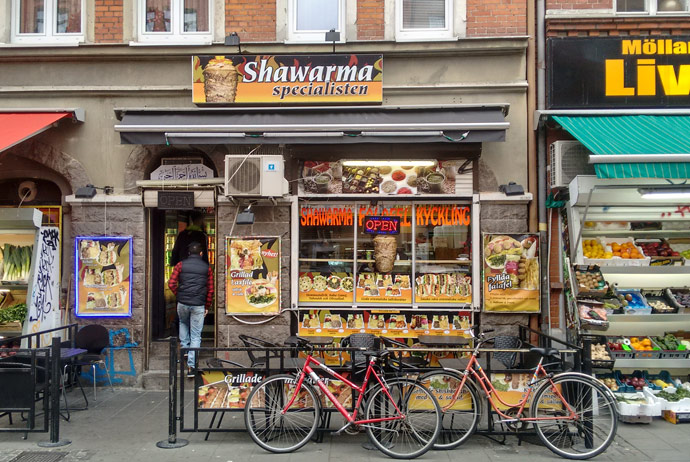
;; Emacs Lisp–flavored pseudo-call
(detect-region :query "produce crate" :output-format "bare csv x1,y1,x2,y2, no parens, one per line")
667,289,690,312
573,265,608,297
627,336,662,359
582,334,615,369
596,372,622,393
616,390,661,420
601,297,624,315
642,289,680,314
645,371,680,390
607,337,635,359
634,370,662,392
616,289,651,314
599,237,651,267
667,238,690,266
635,239,684,266
650,334,689,359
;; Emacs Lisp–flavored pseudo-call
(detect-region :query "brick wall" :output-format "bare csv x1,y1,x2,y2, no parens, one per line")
226,0,277,42
546,0,611,9
357,0,385,40
547,17,690,36
94,0,123,43
467,0,527,37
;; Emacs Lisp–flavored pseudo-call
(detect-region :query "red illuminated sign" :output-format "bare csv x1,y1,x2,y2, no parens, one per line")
363,216,400,235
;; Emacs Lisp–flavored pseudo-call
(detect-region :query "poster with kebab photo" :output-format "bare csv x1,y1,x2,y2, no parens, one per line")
482,233,540,313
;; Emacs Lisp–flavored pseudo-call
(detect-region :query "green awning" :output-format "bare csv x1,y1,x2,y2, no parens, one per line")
552,115,690,179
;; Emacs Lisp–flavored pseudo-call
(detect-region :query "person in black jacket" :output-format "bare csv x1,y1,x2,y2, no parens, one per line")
168,242,214,377
170,211,208,265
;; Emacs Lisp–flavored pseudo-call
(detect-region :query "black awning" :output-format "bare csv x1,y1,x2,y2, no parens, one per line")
114,105,509,145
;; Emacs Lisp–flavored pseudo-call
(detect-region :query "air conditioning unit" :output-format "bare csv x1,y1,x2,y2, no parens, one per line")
549,140,596,189
224,154,289,197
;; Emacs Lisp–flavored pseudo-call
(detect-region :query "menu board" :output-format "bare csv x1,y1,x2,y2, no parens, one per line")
415,273,472,304
482,233,540,313
299,160,470,195
75,236,132,317
298,309,471,339
299,272,354,303
226,237,280,315
355,273,412,304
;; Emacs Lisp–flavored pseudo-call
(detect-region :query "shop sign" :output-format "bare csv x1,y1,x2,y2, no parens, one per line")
193,54,383,105
225,237,280,315
549,37,690,108
415,272,472,304
363,216,400,235
22,227,61,346
150,163,214,181
298,204,470,228
75,236,133,318
157,191,195,210
482,233,540,313
299,272,354,304
355,273,413,304
299,160,472,196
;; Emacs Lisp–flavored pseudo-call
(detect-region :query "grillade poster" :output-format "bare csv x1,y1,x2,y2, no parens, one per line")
482,233,540,313
225,236,280,315
193,54,383,104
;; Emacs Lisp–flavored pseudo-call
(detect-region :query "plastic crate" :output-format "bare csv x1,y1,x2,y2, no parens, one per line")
583,334,615,369
606,337,635,359
616,371,651,392
668,289,690,311
650,334,690,359
599,237,651,267
634,370,661,392
627,336,662,359
635,239,684,266
616,289,651,314
645,371,680,390
642,289,680,314
596,372,622,393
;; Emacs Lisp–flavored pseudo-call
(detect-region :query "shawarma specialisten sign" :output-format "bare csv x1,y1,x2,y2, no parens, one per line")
193,54,383,104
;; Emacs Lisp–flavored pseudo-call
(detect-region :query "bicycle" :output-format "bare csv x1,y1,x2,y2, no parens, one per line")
243,336,442,459
418,330,618,459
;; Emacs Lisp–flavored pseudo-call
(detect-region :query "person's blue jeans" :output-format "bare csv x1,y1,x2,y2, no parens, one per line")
177,303,205,368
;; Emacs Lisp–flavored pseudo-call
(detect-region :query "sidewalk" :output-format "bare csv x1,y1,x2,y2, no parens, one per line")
0,389,686,462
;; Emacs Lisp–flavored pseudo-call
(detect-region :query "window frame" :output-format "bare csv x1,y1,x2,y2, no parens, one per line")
395,0,454,42
136,0,213,45
11,0,85,45
287,0,346,43
615,0,690,15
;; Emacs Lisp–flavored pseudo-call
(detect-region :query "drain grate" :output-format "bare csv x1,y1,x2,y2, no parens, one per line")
10,452,67,462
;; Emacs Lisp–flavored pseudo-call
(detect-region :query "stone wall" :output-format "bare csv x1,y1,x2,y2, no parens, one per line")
215,202,293,349
68,201,146,386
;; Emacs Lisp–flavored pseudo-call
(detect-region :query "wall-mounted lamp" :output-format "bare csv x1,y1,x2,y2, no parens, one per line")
225,32,241,53
325,28,340,53
236,204,255,225
498,182,525,196
75,184,114,199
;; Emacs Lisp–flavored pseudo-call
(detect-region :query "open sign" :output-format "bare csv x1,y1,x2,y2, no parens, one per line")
363,216,400,235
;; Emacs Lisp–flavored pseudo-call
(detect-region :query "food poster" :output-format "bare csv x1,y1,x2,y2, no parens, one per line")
75,236,132,317
415,273,472,304
299,272,354,303
299,160,471,195
355,273,412,303
226,237,280,315
419,373,476,410
198,370,264,410
490,373,563,410
483,233,540,313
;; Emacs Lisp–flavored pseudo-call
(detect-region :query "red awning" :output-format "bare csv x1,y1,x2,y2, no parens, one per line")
0,112,74,153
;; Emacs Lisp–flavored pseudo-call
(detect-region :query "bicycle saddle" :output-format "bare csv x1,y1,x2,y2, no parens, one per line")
530,347,559,357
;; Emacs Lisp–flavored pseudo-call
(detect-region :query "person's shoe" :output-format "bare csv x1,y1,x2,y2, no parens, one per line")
187,367,195,378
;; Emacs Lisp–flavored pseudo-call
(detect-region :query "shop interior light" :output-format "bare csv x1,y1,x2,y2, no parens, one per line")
263,132,344,138
638,187,690,200
342,160,437,167
360,131,443,137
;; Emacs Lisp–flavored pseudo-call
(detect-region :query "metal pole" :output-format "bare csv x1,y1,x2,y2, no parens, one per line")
38,337,71,447
157,336,188,448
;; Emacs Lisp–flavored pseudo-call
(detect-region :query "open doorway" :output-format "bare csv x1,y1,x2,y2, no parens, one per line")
151,207,216,342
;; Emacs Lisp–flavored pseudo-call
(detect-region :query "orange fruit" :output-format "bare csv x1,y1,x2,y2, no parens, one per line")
621,253,630,259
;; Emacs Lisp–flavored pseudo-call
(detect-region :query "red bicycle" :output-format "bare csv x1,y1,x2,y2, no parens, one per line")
419,330,618,459
244,336,442,459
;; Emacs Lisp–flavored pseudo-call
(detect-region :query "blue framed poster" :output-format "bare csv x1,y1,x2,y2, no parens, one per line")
75,236,133,317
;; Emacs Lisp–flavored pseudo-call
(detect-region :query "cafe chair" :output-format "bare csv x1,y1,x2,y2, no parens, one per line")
0,361,48,437
70,324,115,400
341,333,379,379
492,336,523,369
381,337,428,370
239,334,304,370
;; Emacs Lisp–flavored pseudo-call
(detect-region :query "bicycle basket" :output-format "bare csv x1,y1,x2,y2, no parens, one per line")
493,336,522,369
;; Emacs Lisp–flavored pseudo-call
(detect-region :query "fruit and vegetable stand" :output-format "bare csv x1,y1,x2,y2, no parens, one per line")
563,177,690,423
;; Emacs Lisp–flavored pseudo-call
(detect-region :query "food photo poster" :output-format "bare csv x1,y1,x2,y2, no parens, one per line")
75,236,133,317
226,236,281,315
482,233,540,313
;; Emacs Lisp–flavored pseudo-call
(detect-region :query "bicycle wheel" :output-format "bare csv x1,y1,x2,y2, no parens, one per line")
531,373,617,460
364,379,441,459
244,374,321,453
419,370,480,449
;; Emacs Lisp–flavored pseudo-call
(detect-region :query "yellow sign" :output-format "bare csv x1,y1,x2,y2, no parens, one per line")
225,237,280,315
298,272,354,303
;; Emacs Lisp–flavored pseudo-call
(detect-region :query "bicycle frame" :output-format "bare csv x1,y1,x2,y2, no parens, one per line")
447,350,578,423
282,353,405,425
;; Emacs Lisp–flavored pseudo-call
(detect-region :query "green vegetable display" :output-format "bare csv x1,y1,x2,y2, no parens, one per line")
0,303,27,324
0,244,33,282
654,334,681,350
656,388,690,402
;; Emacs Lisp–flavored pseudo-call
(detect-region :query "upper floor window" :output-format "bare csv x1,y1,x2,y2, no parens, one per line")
288,0,345,42
12,0,84,44
616,0,689,14
396,0,453,41
138,0,212,44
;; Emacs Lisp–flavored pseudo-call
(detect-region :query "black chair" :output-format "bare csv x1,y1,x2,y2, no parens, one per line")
69,325,114,399
238,334,279,368
492,336,523,369
381,337,428,370
341,333,379,379
0,361,48,437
